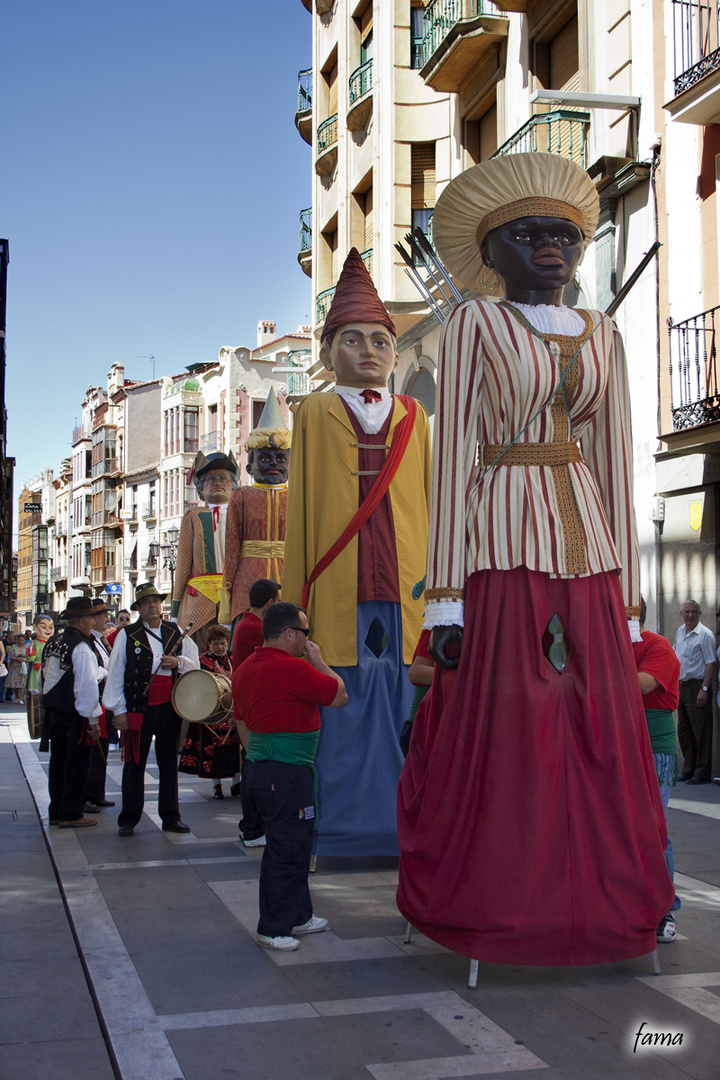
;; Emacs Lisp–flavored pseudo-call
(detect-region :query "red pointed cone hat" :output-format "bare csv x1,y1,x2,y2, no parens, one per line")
320,248,397,340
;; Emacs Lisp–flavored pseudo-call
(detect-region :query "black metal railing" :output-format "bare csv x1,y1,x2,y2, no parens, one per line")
672,0,720,95
300,208,312,251
297,69,312,112
668,305,720,428
349,59,373,104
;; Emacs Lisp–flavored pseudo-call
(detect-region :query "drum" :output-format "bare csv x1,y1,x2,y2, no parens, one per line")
172,669,233,726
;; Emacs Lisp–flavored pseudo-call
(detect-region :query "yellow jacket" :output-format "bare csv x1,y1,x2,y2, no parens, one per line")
282,393,431,666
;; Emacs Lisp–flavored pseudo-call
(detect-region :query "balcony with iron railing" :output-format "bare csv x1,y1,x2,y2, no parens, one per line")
348,59,373,130
298,208,312,277
316,286,336,324
664,305,720,450
667,0,720,123
360,248,374,278
493,110,591,169
420,0,507,92
142,503,157,521
296,69,312,144
72,422,92,444
50,565,68,583
199,431,219,453
316,114,338,176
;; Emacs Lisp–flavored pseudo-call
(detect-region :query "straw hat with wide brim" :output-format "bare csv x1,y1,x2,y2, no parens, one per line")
432,153,600,295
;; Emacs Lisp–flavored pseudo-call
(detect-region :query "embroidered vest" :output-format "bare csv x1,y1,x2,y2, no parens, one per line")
41,628,88,713
124,620,183,713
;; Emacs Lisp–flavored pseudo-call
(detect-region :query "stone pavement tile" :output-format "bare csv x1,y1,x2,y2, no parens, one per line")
131,936,308,1015
168,1009,470,1080
308,883,405,940
190,856,260,884
94,862,215,909
0,928,77,962
0,891,75,933
282,956,449,1003
0,989,106,1046
0,956,92,1002
0,1037,115,1080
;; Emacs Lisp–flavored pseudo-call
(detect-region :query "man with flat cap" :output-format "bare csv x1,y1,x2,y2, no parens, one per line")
104,583,199,836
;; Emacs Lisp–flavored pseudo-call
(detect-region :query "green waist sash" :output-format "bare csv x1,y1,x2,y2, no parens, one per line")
247,731,319,769
644,708,677,756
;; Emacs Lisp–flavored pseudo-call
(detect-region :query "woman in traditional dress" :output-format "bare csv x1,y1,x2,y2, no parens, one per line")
6,634,28,703
178,624,240,798
397,153,674,967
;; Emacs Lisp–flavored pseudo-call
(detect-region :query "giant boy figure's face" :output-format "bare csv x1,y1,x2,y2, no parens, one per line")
321,322,398,389
246,448,290,486
33,618,54,642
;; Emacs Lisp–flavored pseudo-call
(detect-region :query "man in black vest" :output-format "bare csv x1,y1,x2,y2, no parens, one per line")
103,583,200,837
43,597,102,827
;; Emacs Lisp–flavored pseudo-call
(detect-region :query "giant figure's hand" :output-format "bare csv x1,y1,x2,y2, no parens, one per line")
429,625,463,670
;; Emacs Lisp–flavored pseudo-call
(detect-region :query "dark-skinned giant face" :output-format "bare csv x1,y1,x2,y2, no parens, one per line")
246,446,290,486
481,216,584,299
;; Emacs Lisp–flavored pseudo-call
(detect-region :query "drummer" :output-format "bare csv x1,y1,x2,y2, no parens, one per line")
178,625,241,800
103,583,200,837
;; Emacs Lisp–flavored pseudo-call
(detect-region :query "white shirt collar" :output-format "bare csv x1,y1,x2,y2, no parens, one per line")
335,384,391,401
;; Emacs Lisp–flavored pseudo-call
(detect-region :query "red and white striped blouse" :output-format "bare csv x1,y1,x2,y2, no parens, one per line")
425,299,640,625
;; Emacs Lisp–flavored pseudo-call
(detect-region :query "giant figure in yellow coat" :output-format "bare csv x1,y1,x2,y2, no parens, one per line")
282,249,431,856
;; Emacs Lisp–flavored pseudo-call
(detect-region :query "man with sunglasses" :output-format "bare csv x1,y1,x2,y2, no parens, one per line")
233,602,347,951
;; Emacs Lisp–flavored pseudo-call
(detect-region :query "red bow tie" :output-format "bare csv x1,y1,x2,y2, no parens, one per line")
212,506,220,529
361,389,382,405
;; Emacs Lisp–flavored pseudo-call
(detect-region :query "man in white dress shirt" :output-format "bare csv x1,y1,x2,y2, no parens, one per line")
104,583,199,836
43,598,102,828
673,600,716,784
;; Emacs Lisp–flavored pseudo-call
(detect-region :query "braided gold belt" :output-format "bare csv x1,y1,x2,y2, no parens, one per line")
241,541,285,558
481,442,582,467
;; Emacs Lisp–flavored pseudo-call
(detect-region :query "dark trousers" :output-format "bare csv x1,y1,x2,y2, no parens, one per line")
247,761,315,937
678,680,714,781
85,737,109,803
47,708,92,822
118,703,182,829
238,746,263,840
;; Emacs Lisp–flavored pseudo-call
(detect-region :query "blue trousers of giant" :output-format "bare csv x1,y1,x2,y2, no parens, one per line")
314,600,414,856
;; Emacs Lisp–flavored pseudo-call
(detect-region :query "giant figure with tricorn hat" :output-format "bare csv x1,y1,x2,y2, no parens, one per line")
396,152,674,966
219,387,291,624
171,449,240,648
282,248,431,856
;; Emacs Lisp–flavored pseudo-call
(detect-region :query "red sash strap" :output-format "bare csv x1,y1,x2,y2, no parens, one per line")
302,395,417,609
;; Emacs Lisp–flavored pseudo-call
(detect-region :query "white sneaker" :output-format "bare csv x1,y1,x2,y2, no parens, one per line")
243,835,267,848
657,912,678,943
256,933,299,951
292,915,328,935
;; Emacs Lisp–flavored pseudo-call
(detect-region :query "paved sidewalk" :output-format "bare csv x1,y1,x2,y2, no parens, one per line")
2,698,720,1080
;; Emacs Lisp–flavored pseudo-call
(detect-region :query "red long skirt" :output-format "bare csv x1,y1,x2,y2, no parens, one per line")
397,568,675,966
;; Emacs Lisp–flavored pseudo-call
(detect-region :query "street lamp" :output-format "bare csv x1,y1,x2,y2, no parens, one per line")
160,529,179,600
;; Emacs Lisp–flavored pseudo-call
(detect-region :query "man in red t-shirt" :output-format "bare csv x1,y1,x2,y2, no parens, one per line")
634,597,681,943
233,602,347,952
231,579,279,672
230,578,279,845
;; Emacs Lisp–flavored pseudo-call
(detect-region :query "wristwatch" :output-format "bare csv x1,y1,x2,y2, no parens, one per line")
702,685,709,692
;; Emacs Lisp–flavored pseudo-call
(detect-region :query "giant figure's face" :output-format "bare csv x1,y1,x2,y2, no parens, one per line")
33,618,54,642
199,468,234,505
247,448,290,486
321,322,398,389
482,216,584,298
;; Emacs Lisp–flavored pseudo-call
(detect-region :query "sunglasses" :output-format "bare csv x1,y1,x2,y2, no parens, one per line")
290,625,310,636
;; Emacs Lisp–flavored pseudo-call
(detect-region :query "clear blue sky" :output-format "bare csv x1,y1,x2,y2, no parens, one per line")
1,0,312,497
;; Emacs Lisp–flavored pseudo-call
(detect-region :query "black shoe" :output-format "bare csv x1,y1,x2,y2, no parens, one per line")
212,785,224,799
230,782,241,797
678,774,693,781
84,801,102,813
97,799,116,807
162,820,191,833
118,825,135,837
685,777,709,785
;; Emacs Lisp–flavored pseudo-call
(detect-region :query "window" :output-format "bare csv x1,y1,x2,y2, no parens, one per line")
479,103,498,161
184,407,199,453
411,3,425,69
411,144,436,254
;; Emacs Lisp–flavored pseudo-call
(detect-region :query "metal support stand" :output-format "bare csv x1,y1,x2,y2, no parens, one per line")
403,921,479,988
652,949,661,975
309,853,316,874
